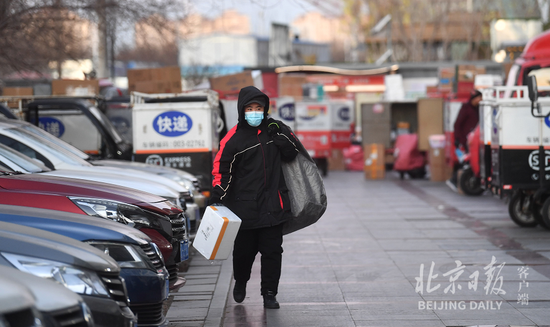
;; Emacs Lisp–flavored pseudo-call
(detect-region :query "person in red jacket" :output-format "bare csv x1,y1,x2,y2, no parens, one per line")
210,86,298,309
448,89,482,188
454,89,482,152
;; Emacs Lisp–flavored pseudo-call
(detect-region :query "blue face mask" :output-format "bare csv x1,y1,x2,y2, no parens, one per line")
245,111,263,127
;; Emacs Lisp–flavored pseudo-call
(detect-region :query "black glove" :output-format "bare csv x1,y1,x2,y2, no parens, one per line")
267,120,281,137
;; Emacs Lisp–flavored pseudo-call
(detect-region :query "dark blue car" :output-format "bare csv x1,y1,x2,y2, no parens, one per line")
0,204,170,327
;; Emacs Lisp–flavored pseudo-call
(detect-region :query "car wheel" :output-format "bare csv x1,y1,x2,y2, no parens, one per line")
508,191,538,227
459,168,484,196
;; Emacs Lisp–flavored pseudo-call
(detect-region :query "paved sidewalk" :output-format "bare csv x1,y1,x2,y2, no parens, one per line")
168,171,550,327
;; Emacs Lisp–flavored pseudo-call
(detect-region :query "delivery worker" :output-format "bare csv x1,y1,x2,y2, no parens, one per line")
210,86,298,309
448,89,482,188
454,89,482,152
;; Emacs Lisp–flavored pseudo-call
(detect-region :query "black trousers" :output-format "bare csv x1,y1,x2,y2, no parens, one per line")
232,223,284,295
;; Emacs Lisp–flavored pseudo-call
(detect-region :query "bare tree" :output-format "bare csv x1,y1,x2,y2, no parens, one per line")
0,0,188,77
305,0,499,62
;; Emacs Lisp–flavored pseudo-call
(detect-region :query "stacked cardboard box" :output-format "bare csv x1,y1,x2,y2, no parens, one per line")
328,149,345,171
457,65,486,82
361,103,391,148
209,71,255,94
52,80,99,96
438,67,455,92
127,66,182,94
279,74,307,99
2,87,33,96
364,143,385,180
428,135,448,182
417,98,444,151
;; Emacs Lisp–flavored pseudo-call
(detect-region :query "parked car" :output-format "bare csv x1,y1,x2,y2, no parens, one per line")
8,113,207,223
6,108,206,210
0,146,186,289
92,159,206,230
0,204,169,327
0,265,94,327
0,118,191,209
0,221,136,327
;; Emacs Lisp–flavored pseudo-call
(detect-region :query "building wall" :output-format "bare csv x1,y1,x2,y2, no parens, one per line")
179,34,258,67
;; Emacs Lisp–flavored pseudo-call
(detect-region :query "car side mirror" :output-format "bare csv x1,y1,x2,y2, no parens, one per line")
527,75,538,103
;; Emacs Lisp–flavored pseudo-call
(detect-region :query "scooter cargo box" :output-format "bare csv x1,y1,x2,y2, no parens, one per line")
193,205,241,260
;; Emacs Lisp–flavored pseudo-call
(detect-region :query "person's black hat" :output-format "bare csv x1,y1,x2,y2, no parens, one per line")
243,96,265,108
469,89,482,100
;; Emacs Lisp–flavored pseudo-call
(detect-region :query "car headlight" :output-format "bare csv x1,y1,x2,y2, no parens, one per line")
68,197,169,230
2,253,109,297
150,242,165,266
159,173,194,191
87,242,148,269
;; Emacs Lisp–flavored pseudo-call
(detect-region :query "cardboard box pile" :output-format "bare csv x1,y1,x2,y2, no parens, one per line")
209,71,255,94
127,66,182,94
364,143,385,180
328,148,345,171
192,205,242,260
279,74,307,99
361,103,391,148
52,79,99,96
457,65,486,82
428,135,448,182
2,87,33,96
438,67,455,92
417,98,444,151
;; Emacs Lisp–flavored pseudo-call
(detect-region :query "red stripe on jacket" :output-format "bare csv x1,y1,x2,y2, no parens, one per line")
212,125,238,188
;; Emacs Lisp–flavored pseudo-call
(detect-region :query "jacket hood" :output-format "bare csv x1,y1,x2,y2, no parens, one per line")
237,86,270,128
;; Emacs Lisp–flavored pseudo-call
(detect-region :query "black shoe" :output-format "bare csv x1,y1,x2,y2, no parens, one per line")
233,281,246,303
263,291,280,309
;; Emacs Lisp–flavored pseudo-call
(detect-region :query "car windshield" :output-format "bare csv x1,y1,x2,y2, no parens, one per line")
88,106,124,144
18,123,90,160
5,127,93,167
0,162,14,172
0,144,50,173
528,67,550,87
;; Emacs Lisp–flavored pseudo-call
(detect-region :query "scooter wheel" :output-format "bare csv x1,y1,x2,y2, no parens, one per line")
538,197,550,229
458,168,483,196
508,192,538,227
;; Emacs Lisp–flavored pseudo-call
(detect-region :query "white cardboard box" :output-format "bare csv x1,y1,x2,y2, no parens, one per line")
192,206,242,260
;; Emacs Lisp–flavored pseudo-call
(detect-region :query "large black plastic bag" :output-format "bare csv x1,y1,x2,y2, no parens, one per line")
281,131,327,235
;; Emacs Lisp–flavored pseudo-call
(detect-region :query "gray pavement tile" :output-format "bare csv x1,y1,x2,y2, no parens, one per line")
280,266,338,282
353,319,446,327
265,312,356,327
166,305,208,320
377,239,443,251
179,284,216,293
172,294,212,301
409,220,466,229
332,265,406,282
436,239,501,251
348,307,440,321
445,250,528,265
514,306,550,325
184,278,218,285
277,284,345,303
421,228,483,239
369,229,427,239
184,273,220,279
170,300,211,309
339,281,417,297
168,322,205,327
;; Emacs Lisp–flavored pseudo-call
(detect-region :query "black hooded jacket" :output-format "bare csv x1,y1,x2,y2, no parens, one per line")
211,86,298,229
